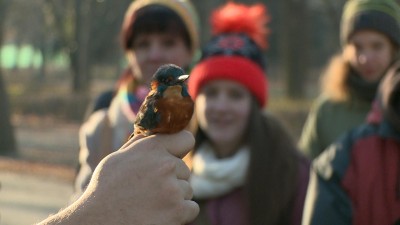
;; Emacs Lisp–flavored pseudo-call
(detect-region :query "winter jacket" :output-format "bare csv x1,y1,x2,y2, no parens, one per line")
299,56,380,159
299,94,371,159
74,95,135,197
302,61,400,225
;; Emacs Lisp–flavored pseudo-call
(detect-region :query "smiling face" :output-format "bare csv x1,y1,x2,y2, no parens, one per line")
127,33,192,85
195,80,252,158
343,30,396,82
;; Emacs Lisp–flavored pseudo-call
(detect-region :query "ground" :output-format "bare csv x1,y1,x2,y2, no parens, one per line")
0,115,79,225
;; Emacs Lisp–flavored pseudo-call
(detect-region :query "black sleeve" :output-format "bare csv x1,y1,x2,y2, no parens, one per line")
92,90,115,112
83,90,115,121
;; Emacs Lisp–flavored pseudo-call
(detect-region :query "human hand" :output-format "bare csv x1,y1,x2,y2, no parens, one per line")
39,130,198,225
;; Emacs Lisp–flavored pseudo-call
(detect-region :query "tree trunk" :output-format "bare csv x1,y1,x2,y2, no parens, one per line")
192,0,218,45
0,0,17,156
39,38,47,82
71,0,92,93
279,0,310,99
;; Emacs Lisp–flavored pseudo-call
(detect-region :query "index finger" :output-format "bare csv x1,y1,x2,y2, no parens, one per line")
120,134,145,150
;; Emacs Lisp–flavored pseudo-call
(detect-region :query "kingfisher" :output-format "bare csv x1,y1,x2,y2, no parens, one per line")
131,64,194,137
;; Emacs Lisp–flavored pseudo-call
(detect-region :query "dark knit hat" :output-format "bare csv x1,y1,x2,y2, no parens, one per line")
188,2,270,107
122,0,200,57
341,0,400,47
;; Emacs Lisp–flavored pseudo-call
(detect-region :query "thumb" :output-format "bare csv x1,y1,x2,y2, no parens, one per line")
155,130,195,158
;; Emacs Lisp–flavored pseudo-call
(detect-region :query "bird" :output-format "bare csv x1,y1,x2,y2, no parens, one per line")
130,64,194,137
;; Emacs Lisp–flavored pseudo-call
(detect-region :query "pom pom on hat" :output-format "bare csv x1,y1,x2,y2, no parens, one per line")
189,2,270,108
211,2,271,49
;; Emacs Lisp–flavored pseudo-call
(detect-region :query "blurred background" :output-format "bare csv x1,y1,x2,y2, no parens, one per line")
0,0,350,224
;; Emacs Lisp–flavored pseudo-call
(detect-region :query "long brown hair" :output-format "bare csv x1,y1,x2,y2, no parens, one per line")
321,54,351,102
190,98,299,224
321,46,399,102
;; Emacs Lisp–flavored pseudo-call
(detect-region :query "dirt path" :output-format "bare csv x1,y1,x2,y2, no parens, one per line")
0,170,73,225
13,115,80,167
0,115,79,225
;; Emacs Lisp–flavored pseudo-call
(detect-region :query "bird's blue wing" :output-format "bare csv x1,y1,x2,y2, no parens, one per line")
135,94,161,130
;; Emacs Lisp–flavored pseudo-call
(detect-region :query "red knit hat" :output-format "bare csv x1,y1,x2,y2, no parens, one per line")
189,56,267,107
188,2,270,107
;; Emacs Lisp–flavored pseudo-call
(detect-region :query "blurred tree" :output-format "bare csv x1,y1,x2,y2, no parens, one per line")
6,0,50,80
71,0,92,92
0,0,17,155
88,0,131,66
304,0,347,55
43,0,131,93
322,1,341,44
43,0,91,92
306,0,346,96
192,0,221,45
278,0,310,99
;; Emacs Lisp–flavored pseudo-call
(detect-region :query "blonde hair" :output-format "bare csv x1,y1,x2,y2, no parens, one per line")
321,54,351,101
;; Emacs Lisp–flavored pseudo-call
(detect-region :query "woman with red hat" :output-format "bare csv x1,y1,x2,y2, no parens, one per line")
186,2,310,224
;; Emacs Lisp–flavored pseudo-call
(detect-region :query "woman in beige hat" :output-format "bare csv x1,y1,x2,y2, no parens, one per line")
74,0,200,198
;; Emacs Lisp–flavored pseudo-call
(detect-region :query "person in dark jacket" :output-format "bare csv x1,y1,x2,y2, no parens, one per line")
299,0,400,159
302,59,400,225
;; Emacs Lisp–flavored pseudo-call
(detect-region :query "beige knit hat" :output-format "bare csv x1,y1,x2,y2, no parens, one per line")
122,0,200,56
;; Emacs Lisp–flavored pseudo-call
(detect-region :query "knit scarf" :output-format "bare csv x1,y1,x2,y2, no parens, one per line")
347,68,381,102
190,142,250,199
117,76,149,121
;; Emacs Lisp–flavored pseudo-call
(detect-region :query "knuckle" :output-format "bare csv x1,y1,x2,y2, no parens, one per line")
157,157,177,175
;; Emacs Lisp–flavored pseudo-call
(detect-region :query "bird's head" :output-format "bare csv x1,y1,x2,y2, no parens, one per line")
152,64,189,87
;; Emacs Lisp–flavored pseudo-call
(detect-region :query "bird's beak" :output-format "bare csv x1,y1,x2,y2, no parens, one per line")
178,74,189,82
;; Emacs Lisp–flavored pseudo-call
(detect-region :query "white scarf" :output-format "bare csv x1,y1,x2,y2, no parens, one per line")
190,142,250,199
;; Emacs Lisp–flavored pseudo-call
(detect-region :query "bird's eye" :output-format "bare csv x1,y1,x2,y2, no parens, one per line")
166,76,173,84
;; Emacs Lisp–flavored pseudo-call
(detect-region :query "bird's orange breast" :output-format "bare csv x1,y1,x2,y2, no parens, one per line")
151,85,194,134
